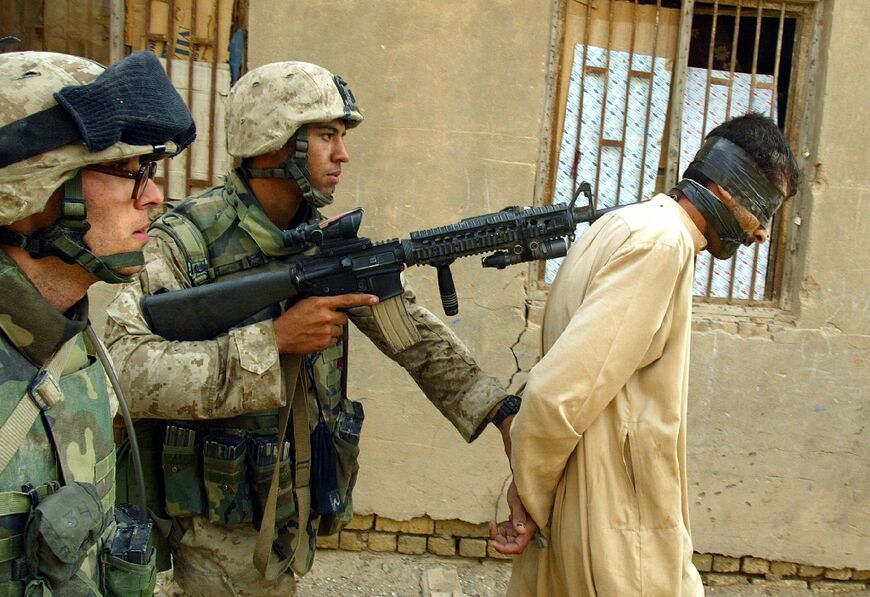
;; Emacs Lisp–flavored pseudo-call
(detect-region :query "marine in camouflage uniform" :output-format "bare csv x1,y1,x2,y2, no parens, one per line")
103,61,515,596
0,51,194,596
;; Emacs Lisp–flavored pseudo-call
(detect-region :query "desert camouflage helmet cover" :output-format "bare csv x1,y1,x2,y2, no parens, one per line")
0,52,180,226
226,61,363,159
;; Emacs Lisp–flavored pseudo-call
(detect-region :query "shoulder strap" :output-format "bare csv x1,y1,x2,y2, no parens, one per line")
151,196,272,286
0,336,77,474
150,211,212,286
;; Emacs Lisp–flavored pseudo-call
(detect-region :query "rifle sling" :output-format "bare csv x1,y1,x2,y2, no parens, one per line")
253,355,311,580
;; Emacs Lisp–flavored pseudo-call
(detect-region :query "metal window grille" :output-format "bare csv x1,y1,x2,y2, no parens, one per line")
542,0,819,305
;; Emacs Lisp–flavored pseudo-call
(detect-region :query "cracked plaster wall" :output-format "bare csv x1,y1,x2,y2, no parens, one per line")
241,0,867,571
248,0,553,526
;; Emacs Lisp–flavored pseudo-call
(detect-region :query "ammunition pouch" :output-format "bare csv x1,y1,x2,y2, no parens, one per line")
249,436,294,528
99,550,156,597
156,402,363,547
23,482,104,590
161,427,204,518
99,505,156,597
202,435,253,525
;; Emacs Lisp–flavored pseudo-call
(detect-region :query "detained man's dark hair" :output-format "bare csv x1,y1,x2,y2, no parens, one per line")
703,112,801,199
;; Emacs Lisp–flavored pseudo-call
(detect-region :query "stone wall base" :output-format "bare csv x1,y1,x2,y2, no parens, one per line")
317,515,870,591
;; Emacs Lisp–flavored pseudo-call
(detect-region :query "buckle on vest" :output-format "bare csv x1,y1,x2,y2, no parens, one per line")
247,253,266,268
27,370,63,411
188,259,211,284
21,483,40,507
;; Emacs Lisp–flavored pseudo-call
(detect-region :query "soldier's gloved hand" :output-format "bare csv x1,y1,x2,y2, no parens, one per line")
273,293,378,354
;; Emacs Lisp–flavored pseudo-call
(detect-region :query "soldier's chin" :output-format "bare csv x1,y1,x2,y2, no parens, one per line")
316,186,336,197
113,264,145,277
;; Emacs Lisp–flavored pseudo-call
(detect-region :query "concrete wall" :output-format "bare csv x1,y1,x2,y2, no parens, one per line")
245,0,867,570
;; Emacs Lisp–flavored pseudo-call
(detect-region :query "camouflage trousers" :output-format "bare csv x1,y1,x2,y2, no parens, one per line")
168,516,297,596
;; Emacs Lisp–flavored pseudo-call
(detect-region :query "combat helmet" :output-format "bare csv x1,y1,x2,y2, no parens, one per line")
0,51,195,283
225,61,362,209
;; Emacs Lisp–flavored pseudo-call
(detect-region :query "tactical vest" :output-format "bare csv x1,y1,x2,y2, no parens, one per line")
0,331,117,596
147,173,363,575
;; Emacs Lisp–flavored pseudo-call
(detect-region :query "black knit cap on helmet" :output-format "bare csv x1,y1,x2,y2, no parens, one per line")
0,51,196,168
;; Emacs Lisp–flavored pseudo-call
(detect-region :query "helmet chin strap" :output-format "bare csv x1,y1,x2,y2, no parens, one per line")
241,126,335,209
0,172,144,284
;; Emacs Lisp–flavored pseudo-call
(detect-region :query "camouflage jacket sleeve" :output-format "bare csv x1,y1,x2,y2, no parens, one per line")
349,278,505,442
102,229,285,420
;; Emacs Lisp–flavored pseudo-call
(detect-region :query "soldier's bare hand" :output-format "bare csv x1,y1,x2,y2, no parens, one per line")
273,293,378,354
489,479,538,554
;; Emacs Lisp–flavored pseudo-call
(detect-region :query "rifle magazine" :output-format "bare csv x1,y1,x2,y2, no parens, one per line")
372,295,420,353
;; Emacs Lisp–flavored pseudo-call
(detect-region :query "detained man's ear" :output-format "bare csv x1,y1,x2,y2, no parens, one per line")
710,182,769,244
709,183,737,207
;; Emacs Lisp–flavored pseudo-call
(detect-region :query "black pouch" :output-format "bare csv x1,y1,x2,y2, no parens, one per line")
161,425,204,517
23,482,104,587
310,418,341,518
202,434,253,525
319,400,365,535
249,436,295,528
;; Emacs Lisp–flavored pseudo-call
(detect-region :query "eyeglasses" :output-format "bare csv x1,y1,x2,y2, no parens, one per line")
84,160,159,200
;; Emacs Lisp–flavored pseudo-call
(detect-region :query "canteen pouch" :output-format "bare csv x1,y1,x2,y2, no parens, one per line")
202,435,253,525
23,482,104,587
249,436,295,528
318,400,364,536
161,425,205,517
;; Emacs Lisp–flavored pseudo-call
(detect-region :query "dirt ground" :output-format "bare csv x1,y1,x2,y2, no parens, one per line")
295,551,870,597
297,550,510,596
157,550,870,596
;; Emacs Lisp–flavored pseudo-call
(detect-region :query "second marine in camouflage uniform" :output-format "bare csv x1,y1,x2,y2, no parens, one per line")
103,62,509,596
0,51,194,596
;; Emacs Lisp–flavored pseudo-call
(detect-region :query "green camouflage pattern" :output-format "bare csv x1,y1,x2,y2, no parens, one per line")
103,172,506,589
161,444,204,518
99,548,157,597
0,254,116,595
202,450,253,525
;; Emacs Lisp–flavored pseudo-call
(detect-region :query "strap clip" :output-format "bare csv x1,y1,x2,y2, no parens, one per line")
20,483,39,507
27,370,62,411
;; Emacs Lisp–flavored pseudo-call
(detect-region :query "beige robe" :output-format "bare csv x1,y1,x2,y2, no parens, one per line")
509,195,707,596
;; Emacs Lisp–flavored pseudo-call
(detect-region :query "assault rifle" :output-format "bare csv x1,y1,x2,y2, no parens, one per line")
142,184,625,342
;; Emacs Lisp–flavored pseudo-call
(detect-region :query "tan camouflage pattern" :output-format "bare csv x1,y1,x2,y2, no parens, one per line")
0,253,117,595
168,517,297,596
103,172,504,591
104,175,288,420
225,61,363,159
0,52,176,226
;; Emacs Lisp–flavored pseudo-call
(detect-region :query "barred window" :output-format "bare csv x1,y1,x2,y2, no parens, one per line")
542,0,819,305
